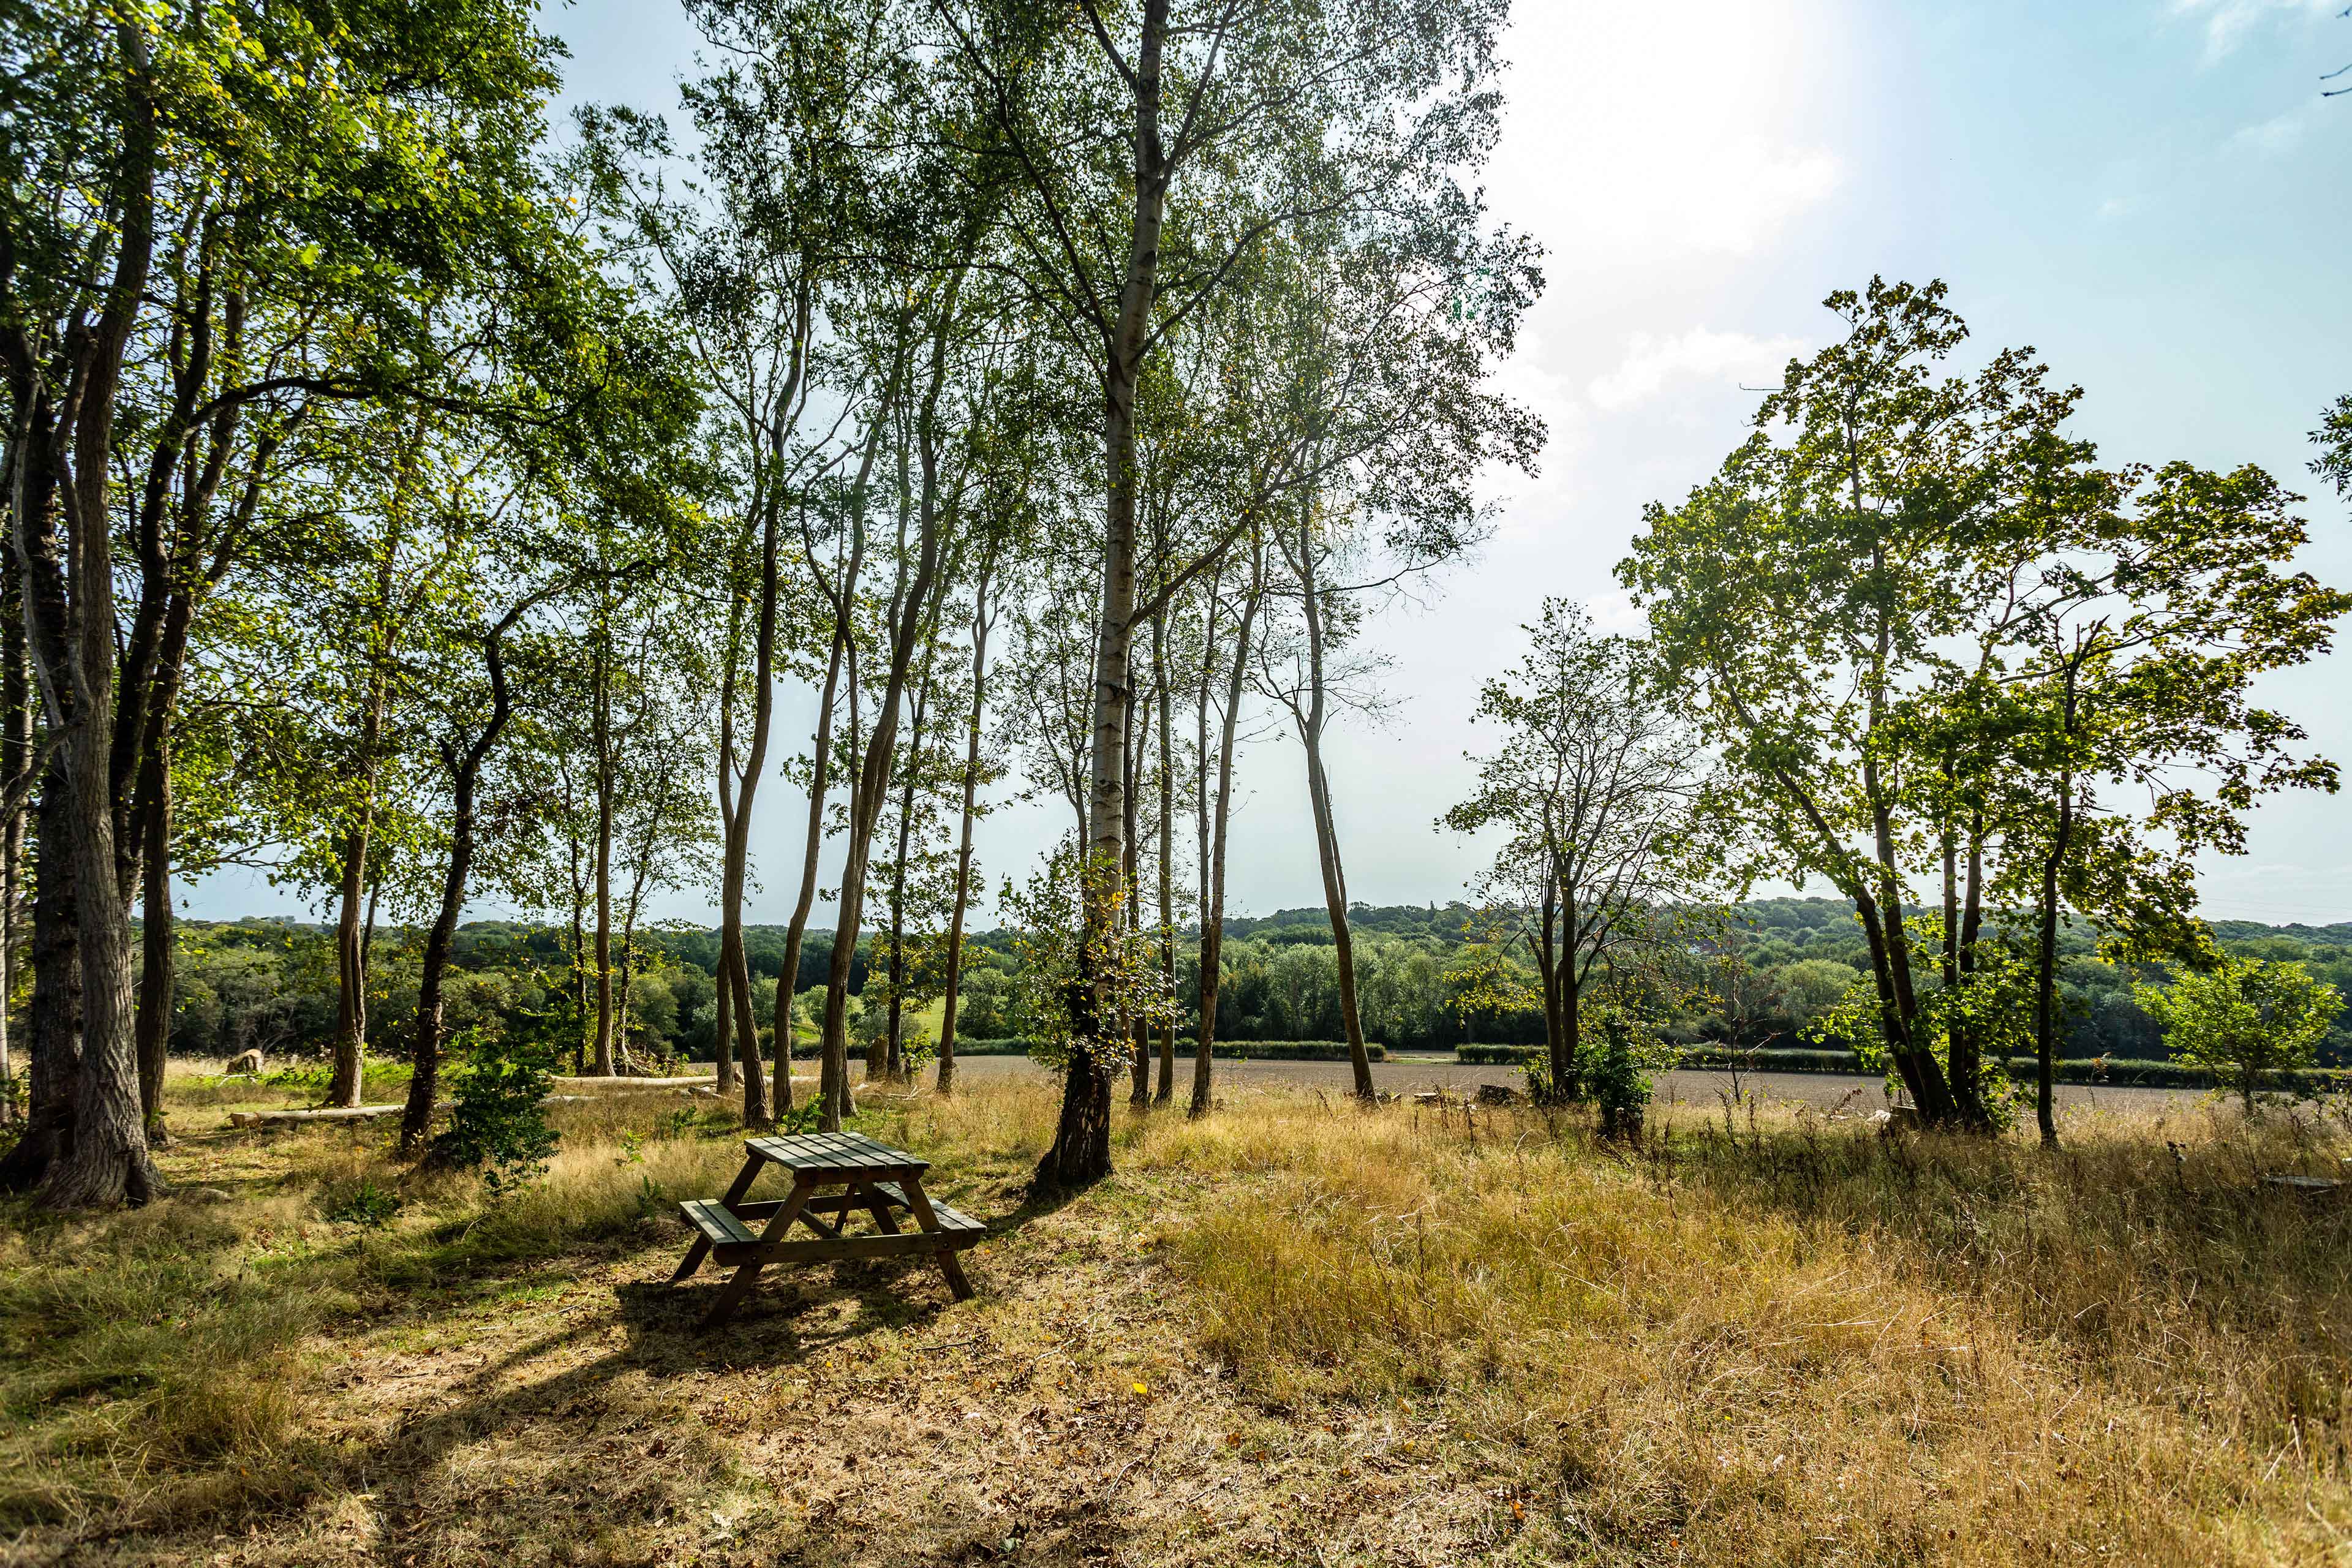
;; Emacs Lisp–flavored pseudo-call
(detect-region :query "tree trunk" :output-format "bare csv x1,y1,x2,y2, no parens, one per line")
564,762,588,1069
1293,518,1374,1100
0,766,77,1189
37,31,162,1207
711,937,735,1093
880,671,932,1085
936,554,993,1096
1045,1,1170,1188
2,406,77,1189
328,528,399,1109
717,489,784,1127
1531,876,1567,1100
1559,884,1585,1096
326,818,372,1106
775,608,847,1113
1152,606,1176,1106
592,633,616,1076
1943,806,1990,1128
134,757,170,1139
1193,548,1261,1118
2034,774,2074,1150
40,526,155,1206
0,540,29,1131
784,406,884,1114
729,935,763,1124
821,287,959,1131
1125,672,1149,1106
616,908,638,1071
399,617,524,1152
713,583,746,1099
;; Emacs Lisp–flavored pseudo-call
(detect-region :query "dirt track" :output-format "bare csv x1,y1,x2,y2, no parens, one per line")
924,1050,2206,1115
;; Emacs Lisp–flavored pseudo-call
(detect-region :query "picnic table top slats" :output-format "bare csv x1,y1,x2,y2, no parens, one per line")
743,1130,929,1174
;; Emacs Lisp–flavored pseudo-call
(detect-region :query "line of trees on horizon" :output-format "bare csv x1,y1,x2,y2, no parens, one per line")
145,896,2352,1074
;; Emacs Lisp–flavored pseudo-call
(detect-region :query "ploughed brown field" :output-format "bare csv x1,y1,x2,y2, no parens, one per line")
2,1062,2347,1566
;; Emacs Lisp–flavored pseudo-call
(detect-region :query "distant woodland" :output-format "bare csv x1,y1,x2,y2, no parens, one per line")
160,898,2352,1068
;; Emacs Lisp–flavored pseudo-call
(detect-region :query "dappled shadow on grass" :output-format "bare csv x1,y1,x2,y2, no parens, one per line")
625,1257,956,1350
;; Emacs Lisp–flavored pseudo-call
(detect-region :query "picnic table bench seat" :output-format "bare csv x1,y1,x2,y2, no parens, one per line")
679,1197,760,1251
667,1131,981,1327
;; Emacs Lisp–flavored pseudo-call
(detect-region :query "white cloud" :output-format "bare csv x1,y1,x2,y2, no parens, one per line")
1593,141,1845,260
2230,100,2326,155
1485,2,1850,269
2173,0,2338,64
1588,328,1808,412
2096,194,2142,221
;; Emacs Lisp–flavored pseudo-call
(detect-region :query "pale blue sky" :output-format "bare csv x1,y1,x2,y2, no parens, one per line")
188,0,2352,927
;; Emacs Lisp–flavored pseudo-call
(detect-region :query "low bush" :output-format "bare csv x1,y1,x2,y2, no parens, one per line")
434,1025,563,1191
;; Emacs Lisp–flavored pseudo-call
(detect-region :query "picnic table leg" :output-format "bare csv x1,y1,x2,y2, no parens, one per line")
700,1175,815,1330
858,1180,903,1235
899,1177,974,1303
669,1155,765,1286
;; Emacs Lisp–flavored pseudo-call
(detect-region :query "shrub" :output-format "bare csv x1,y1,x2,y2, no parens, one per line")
433,1024,563,1192
321,1175,402,1227
1584,1003,1659,1141
2138,957,2343,1115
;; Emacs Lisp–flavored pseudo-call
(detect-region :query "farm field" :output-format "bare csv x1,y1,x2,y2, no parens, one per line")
932,1052,2206,1116
4,1068,2348,1566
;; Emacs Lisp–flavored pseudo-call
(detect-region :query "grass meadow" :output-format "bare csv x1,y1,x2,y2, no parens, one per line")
2,1065,2350,1564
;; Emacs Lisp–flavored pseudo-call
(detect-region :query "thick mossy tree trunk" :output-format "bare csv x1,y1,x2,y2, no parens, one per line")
34,34,162,1208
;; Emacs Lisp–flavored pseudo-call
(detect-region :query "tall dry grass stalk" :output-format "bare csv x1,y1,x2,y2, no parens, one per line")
1144,1094,2352,1564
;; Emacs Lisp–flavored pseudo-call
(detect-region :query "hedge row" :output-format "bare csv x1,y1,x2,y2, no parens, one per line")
1460,1041,2350,1091
951,1038,1386,1063
1457,1043,1548,1066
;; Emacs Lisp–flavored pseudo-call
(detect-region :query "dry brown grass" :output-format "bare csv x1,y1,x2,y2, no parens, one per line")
2,1067,2348,1565
1155,1095,2352,1564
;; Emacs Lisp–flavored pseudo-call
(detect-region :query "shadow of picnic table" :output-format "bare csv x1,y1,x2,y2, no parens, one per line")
353,1194,1061,1566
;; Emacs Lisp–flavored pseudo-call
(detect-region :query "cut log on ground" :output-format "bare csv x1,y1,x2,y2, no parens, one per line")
229,1105,405,1127
225,1076,820,1129
555,1076,720,1089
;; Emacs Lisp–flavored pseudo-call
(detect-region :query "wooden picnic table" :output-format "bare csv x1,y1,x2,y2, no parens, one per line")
667,1130,982,1328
